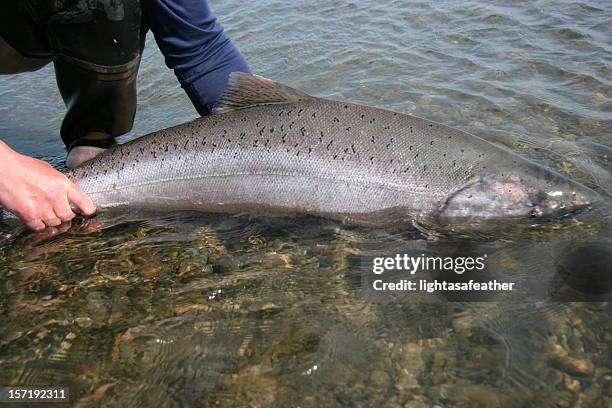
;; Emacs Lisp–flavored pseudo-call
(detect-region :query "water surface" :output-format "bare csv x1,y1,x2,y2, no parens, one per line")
0,0,611,406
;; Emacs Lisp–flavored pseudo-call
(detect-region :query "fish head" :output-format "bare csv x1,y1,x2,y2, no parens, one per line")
439,170,598,219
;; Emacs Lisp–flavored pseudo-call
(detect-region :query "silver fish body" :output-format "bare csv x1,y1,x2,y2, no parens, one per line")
66,74,598,224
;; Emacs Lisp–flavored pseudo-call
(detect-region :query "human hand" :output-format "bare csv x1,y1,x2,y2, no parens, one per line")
0,141,96,230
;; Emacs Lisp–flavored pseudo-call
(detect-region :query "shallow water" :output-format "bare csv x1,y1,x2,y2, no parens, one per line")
0,0,611,406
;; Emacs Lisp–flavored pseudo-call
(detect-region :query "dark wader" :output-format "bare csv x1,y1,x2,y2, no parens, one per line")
0,0,144,150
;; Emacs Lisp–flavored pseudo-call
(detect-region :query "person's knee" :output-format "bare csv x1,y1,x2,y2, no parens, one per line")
0,36,50,74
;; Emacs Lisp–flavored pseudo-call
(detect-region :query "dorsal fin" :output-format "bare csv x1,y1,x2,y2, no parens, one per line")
213,73,312,114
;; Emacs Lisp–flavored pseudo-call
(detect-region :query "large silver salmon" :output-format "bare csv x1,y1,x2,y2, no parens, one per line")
67,73,598,224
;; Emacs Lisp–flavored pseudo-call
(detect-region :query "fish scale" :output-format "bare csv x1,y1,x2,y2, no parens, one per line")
66,73,598,224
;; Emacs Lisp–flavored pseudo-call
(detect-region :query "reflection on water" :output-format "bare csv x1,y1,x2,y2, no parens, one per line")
0,0,611,406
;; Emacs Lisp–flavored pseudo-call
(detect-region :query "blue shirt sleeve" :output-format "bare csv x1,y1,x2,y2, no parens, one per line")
142,0,251,115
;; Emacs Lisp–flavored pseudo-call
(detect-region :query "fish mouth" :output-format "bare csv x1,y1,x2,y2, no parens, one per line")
529,188,597,218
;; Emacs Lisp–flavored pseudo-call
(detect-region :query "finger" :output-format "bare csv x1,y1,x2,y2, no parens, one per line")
12,203,45,231
67,185,96,216
41,209,62,227
25,222,73,245
25,218,46,231
52,193,76,223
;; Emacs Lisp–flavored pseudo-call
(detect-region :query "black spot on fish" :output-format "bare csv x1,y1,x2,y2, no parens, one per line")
370,156,374,164
278,110,284,116
351,144,356,153
429,124,433,127
270,127,274,133
326,140,333,150
289,122,294,129
308,147,312,155
386,143,390,149
346,127,351,131
360,114,365,119
430,141,434,145
344,105,348,109
403,166,410,173
333,117,340,123
415,153,419,158
298,109,303,116
333,154,337,159
312,112,316,118
409,145,413,150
